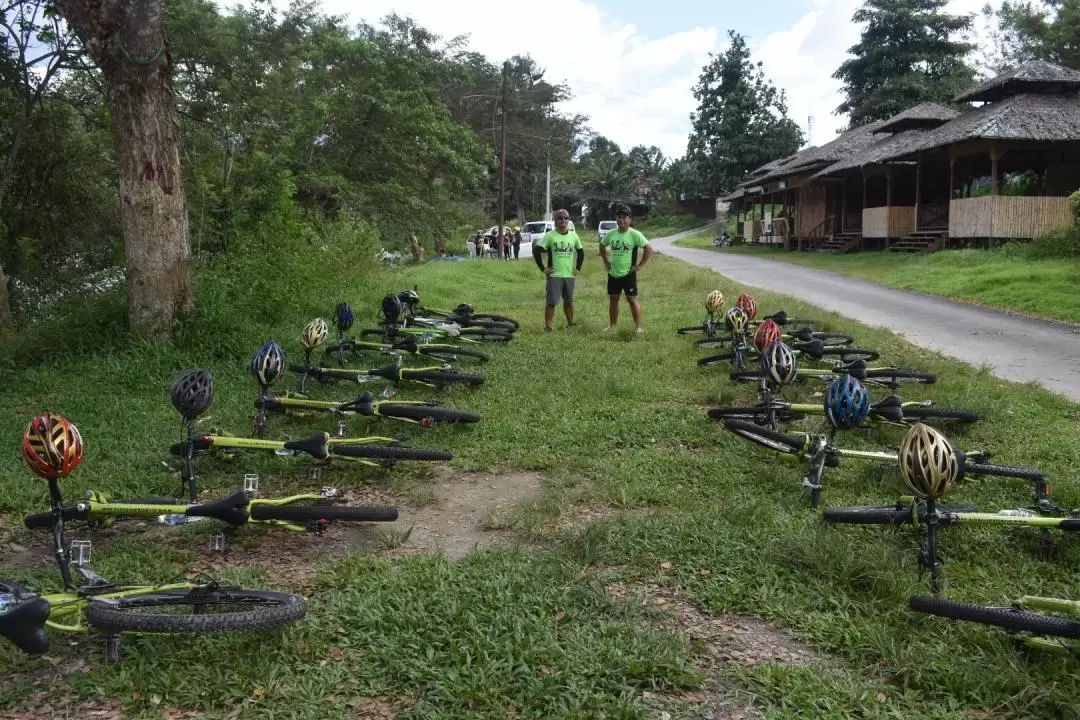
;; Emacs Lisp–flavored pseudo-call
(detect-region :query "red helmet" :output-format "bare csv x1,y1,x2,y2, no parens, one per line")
22,412,85,479
735,293,757,321
753,318,782,353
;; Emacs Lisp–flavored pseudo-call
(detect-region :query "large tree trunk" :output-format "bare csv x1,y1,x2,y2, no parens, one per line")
55,0,193,338
0,262,11,334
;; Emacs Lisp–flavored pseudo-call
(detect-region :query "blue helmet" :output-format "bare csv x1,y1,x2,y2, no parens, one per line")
825,375,870,429
335,302,353,333
251,340,285,388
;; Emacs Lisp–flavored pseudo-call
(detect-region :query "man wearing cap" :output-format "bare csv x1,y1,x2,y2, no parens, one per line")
533,208,584,332
599,204,652,334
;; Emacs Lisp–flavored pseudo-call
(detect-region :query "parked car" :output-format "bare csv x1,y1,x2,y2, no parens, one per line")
522,219,575,244
473,225,533,259
598,220,617,241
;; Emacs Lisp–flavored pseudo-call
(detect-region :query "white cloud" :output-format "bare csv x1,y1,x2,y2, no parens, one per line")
281,0,1003,160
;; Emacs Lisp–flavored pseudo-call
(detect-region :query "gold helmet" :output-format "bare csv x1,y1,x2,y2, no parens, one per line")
301,318,328,350
898,423,958,500
704,290,724,313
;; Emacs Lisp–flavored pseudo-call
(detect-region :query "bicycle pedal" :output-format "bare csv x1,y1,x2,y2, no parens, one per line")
244,474,259,494
70,540,92,566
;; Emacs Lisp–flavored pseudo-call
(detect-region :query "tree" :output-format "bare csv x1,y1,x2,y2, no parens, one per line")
54,0,194,338
628,145,667,204
834,0,976,128
686,31,803,198
992,0,1080,69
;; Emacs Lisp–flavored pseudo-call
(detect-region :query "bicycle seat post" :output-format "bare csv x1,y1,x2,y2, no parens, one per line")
182,419,199,501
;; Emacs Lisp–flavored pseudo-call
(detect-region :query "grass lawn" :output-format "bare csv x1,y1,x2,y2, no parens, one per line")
2,234,1080,718
631,214,713,238
676,231,1080,325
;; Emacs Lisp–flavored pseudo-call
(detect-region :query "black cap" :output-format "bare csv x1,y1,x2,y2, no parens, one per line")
614,204,631,216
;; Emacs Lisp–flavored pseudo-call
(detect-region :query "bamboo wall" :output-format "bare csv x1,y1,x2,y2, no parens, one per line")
796,184,827,236
862,206,916,238
950,196,1072,238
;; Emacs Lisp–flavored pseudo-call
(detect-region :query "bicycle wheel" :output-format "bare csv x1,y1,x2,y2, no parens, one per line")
415,345,490,365
863,368,937,385
823,504,978,525
901,406,979,423
251,504,398,523
377,403,481,424
962,461,1045,481
457,329,512,343
707,406,807,423
85,588,306,634
815,347,881,363
811,332,855,347
677,324,709,335
694,336,731,349
470,313,520,329
909,596,1080,639
722,419,808,456
698,352,741,367
330,444,453,461
402,369,485,386
462,319,516,334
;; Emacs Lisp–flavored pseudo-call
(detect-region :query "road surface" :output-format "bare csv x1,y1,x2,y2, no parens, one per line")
652,224,1080,403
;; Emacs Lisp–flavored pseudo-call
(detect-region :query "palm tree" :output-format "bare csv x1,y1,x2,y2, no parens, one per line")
583,154,635,213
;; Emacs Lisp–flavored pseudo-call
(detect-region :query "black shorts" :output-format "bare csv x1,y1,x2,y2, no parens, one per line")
607,271,638,297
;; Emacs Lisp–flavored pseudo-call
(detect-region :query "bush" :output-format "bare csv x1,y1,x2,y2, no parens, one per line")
1025,190,1080,259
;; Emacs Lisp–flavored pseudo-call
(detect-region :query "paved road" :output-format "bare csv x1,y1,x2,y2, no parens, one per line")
652,224,1080,403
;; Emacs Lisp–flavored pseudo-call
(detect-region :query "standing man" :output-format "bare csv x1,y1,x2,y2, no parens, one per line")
599,204,652,334
533,208,584,332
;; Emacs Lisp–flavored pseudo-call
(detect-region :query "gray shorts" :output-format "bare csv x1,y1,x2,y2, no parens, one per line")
545,276,575,305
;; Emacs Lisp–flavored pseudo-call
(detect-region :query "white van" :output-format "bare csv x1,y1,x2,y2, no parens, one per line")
598,220,617,240
522,219,576,245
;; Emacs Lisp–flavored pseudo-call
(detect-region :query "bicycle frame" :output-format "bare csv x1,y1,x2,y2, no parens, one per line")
1012,597,1080,655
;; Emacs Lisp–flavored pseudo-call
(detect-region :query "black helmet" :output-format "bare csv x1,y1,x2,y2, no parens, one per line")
397,289,420,306
170,368,214,419
250,341,285,388
381,293,403,323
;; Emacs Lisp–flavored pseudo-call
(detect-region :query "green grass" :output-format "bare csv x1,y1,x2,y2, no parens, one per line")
631,214,713,238
2,235,1080,718
675,232,1080,325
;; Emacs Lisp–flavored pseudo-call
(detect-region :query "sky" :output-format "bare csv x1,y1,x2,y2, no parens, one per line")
300,0,1001,159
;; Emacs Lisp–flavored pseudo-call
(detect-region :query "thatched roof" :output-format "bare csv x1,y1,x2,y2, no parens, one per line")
878,91,1080,161
754,119,890,183
955,59,1080,103
874,102,959,134
813,129,926,177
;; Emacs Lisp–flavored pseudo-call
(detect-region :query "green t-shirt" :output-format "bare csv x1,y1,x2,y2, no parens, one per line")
601,227,649,277
537,230,583,278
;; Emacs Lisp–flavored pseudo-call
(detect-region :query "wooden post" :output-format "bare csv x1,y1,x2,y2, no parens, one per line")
915,153,922,231
885,167,893,206
990,144,1000,196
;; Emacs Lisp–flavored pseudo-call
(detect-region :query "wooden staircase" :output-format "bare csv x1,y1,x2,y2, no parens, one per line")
888,227,949,253
820,231,862,253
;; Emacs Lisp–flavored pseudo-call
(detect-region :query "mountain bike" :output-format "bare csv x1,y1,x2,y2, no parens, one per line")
708,393,978,432
699,338,881,367
679,310,817,338
321,334,489,369
359,320,512,345
0,476,306,660
397,286,520,330
23,487,398,533
290,358,484,395
255,391,481,432
824,495,1079,592
909,594,1080,657
173,430,453,465
696,325,849,350
730,358,936,389
721,419,1044,509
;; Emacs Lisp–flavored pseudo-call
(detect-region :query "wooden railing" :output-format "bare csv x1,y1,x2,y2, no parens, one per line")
799,215,835,250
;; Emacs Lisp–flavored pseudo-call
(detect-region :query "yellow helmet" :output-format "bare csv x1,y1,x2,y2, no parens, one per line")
705,290,724,313
898,423,958,500
724,306,748,335
301,318,328,350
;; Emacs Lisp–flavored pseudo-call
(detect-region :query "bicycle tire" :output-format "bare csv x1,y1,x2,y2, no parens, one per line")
963,461,1045,481
402,369,485,386
816,347,880,363
86,588,306,634
707,406,807,423
457,329,512,343
823,504,978,525
698,353,736,367
694,336,732,349
415,345,490,365
722,419,807,456
678,325,710,335
810,332,855,347
863,368,937,384
909,596,1080,639
461,319,516,333
901,407,980,423
729,370,764,382
330,444,453,461
377,403,481,424
470,313,520,329
250,504,398,523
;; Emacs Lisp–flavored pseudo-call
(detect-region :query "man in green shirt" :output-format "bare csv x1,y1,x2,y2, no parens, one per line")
599,204,653,334
533,208,584,332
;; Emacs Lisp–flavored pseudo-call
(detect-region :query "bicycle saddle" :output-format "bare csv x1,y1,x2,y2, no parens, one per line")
185,490,253,526
834,358,867,379
869,395,904,422
787,327,816,342
349,392,375,414
769,311,789,326
792,339,825,359
0,582,51,655
282,432,332,460
391,336,419,353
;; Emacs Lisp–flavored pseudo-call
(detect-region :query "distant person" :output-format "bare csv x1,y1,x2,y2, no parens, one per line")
534,208,583,332
434,231,447,256
512,226,522,259
408,233,426,263
599,204,652,334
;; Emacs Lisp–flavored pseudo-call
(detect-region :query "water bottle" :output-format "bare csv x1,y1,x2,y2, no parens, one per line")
997,508,1033,517
0,593,16,612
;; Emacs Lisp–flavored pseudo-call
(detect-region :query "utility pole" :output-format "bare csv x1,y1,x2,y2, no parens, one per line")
545,154,551,222
498,61,509,239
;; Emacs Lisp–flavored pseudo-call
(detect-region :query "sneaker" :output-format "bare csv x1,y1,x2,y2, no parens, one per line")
544,326,553,333
567,322,577,328
602,326,616,333
635,327,644,335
